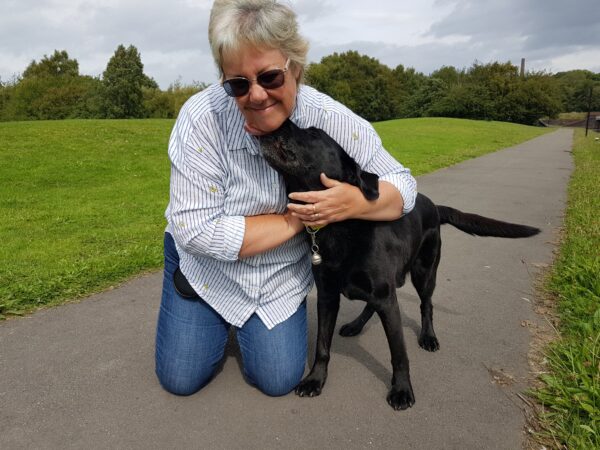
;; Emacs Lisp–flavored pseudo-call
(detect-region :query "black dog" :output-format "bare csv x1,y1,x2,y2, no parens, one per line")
259,119,540,410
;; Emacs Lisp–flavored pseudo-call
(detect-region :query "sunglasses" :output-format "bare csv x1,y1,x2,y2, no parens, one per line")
222,59,290,97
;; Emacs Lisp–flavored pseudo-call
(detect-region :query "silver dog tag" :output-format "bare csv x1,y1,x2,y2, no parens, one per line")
311,252,322,266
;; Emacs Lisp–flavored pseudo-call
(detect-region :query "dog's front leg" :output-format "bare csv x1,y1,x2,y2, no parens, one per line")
295,290,340,398
374,299,415,410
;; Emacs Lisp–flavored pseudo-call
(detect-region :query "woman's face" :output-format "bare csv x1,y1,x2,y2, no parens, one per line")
221,46,299,136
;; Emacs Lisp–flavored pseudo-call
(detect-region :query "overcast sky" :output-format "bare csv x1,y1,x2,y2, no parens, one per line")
2,0,599,89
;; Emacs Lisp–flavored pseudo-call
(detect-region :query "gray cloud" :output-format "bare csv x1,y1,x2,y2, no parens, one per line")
428,0,600,51
1,0,598,88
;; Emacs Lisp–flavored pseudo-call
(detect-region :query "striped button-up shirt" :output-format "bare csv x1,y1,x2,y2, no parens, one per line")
165,83,417,329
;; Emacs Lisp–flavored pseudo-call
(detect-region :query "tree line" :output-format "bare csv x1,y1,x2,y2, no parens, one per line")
0,47,206,121
1,46,599,125
306,51,600,124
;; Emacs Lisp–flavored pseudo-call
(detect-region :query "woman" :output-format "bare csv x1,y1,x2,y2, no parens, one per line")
155,0,417,397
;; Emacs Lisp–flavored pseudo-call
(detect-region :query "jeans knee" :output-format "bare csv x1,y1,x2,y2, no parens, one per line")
255,379,296,397
155,366,211,397
252,365,305,397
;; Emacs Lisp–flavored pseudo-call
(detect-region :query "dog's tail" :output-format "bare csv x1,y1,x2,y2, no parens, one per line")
436,205,541,238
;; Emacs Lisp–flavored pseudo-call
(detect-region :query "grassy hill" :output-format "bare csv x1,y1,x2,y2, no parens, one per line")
0,118,551,317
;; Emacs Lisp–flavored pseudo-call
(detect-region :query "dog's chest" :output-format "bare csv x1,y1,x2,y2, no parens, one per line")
313,225,392,301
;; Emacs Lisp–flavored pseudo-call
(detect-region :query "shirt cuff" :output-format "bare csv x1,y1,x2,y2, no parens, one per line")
211,215,245,261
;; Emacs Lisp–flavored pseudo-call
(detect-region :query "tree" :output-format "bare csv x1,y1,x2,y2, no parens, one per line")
421,61,562,124
403,77,449,118
102,44,156,118
0,77,17,121
430,65,463,87
23,50,79,79
143,79,207,118
391,65,426,117
305,51,398,122
554,70,600,112
1,50,103,120
498,72,561,124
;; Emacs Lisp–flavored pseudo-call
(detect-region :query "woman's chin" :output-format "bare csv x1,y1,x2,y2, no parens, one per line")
245,118,286,135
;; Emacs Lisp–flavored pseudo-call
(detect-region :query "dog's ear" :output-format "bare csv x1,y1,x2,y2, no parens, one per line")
356,169,379,200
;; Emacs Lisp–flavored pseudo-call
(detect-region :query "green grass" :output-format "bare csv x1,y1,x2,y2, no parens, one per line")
373,117,551,175
0,119,172,317
0,117,551,317
532,130,600,449
558,112,588,121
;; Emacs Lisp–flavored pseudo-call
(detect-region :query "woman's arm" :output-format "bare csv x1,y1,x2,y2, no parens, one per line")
292,88,417,226
238,211,305,258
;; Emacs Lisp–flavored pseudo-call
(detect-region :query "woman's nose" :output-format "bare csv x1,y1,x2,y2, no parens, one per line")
248,82,269,103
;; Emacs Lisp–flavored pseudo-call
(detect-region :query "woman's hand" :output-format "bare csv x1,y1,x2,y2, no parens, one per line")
287,173,405,228
287,173,369,228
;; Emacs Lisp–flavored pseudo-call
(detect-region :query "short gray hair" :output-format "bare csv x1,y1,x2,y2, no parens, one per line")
209,0,309,83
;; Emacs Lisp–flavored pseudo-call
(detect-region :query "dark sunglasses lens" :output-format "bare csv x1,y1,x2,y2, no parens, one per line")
223,78,250,97
258,70,285,89
223,69,285,97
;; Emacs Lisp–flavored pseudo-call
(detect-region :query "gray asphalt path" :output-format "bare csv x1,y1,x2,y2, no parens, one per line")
0,129,573,450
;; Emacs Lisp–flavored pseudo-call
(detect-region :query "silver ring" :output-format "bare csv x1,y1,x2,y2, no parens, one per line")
312,204,317,214
314,213,320,219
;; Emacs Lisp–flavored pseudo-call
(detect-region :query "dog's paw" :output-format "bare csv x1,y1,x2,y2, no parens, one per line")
295,378,324,397
339,322,362,337
387,386,415,411
418,334,440,352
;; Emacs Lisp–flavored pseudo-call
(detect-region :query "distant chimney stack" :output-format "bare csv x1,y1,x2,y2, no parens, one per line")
520,58,525,77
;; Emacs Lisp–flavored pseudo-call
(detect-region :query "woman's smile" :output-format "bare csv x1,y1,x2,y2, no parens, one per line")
248,102,278,112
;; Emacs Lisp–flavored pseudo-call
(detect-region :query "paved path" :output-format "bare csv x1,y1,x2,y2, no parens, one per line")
0,129,573,449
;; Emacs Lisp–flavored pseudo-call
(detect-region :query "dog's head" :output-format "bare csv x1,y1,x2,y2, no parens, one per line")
259,119,379,200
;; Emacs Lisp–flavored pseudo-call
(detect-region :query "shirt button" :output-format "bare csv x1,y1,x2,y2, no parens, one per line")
197,147,204,153
352,132,359,141
209,186,218,193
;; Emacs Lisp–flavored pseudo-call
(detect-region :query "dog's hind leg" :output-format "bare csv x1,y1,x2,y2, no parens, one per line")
411,231,441,352
295,291,341,398
373,297,415,410
339,304,375,336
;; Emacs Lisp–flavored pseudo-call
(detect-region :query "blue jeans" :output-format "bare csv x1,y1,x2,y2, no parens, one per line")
155,233,307,397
